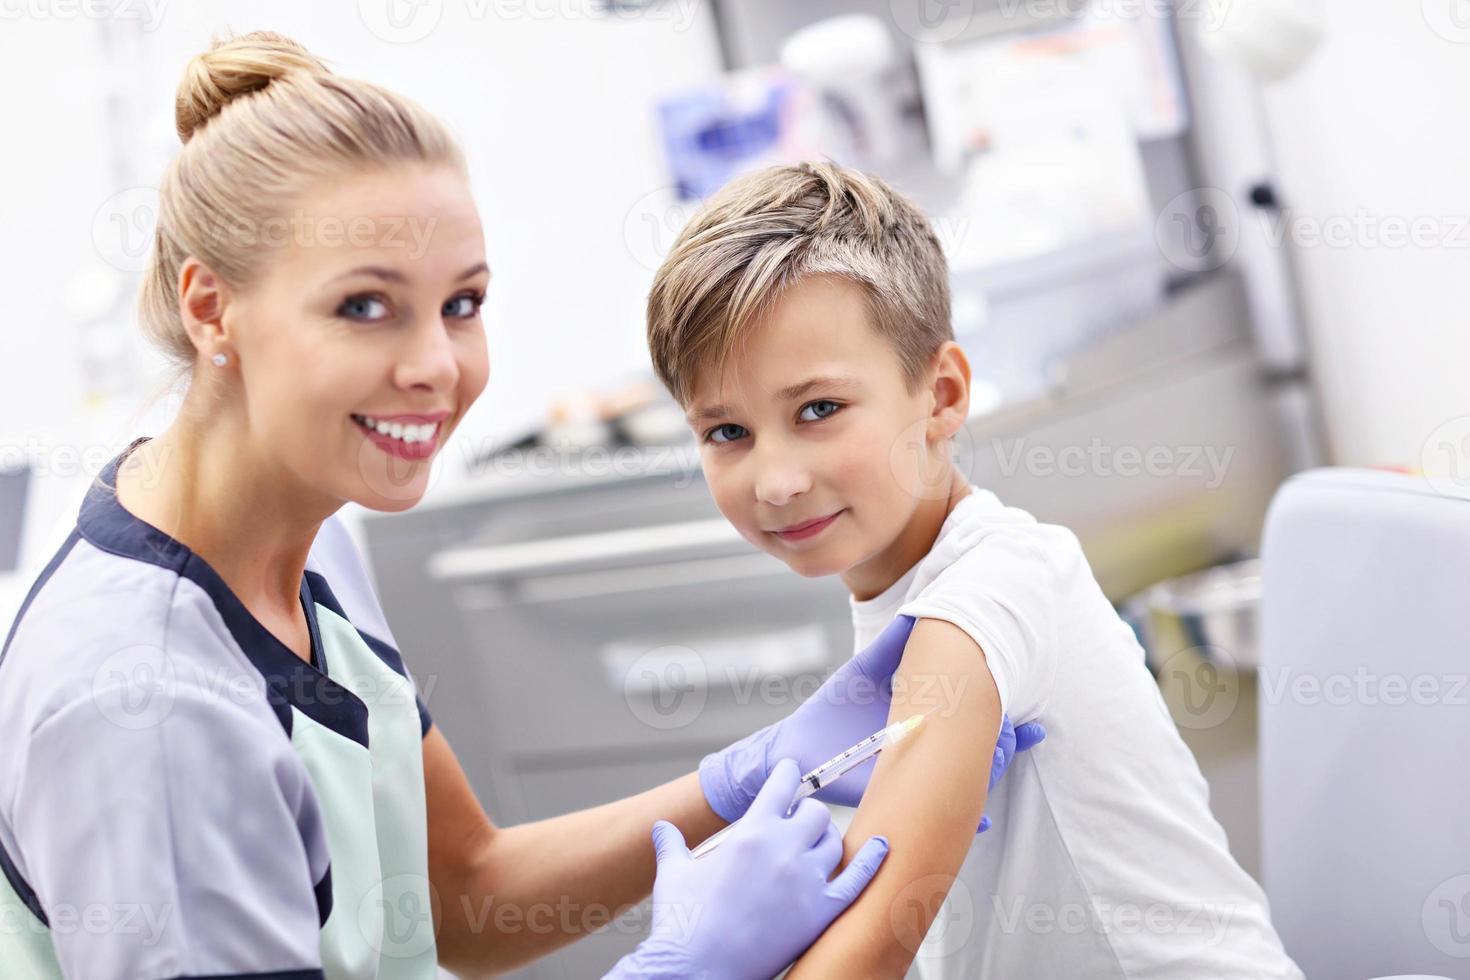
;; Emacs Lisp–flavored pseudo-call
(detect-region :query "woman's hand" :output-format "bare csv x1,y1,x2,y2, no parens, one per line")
700,615,1046,833
605,759,889,980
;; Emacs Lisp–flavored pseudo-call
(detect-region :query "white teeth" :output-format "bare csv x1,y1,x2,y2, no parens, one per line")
353,415,439,444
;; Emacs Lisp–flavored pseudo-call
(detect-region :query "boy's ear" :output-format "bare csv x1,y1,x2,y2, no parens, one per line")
927,341,971,443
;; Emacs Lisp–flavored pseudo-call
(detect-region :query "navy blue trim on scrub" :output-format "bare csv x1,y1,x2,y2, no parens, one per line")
170,971,326,979
313,865,333,928
0,529,82,672
0,836,46,927
301,570,351,645
305,570,433,737
0,529,91,928
77,438,370,750
359,631,434,738
299,575,326,674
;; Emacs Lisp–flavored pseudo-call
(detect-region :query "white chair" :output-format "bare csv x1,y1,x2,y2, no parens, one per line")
1260,468,1470,980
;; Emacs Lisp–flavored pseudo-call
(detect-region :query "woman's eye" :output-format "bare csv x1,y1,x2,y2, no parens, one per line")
340,294,390,321
706,423,748,445
445,292,486,319
799,400,843,422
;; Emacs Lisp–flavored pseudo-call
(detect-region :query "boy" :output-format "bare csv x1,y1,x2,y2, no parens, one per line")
645,161,1304,978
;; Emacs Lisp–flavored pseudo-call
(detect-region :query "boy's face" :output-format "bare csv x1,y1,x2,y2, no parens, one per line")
687,274,959,585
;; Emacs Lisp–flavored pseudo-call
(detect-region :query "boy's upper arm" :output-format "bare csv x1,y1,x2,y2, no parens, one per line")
786,617,1003,979
901,528,1067,723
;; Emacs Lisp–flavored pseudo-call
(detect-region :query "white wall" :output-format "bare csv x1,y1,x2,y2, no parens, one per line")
0,18,134,565
1254,1,1470,470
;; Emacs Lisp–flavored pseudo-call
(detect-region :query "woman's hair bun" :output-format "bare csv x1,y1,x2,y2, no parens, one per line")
175,30,332,144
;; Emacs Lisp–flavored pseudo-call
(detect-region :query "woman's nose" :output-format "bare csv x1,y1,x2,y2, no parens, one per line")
394,317,460,391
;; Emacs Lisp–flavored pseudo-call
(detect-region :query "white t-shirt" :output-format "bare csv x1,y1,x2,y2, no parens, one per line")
850,487,1303,979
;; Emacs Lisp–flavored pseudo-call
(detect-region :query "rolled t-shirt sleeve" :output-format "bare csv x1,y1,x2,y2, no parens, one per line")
11,684,329,980
897,526,1068,724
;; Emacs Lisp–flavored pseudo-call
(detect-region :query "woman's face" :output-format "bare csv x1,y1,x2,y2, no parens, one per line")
227,164,490,512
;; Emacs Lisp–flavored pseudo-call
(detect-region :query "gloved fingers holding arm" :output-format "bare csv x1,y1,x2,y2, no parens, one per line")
605,759,889,980
700,614,1046,835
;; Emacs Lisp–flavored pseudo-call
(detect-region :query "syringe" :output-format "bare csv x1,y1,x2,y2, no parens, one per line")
691,713,926,860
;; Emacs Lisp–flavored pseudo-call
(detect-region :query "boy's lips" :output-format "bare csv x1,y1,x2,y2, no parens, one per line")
770,509,845,542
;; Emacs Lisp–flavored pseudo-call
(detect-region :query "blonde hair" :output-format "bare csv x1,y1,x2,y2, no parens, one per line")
646,160,952,407
139,30,467,380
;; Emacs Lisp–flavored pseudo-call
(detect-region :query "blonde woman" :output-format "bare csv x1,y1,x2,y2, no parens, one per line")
0,31,1037,980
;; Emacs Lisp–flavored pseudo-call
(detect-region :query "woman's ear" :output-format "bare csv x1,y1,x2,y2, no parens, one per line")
927,341,971,442
178,257,229,357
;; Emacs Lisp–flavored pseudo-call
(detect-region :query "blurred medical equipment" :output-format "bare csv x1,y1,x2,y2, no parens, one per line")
915,7,1188,174
1197,0,1326,82
655,68,824,201
692,714,926,859
1259,469,1470,978
1133,558,1262,673
0,460,29,575
693,0,1326,463
778,14,906,165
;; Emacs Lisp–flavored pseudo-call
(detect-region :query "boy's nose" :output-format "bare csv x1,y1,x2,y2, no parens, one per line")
753,460,813,508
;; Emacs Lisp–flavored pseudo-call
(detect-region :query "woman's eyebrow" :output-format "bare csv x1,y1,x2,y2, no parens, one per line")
327,261,489,285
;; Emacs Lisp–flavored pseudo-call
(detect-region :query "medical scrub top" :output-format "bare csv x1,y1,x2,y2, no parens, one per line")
0,436,439,979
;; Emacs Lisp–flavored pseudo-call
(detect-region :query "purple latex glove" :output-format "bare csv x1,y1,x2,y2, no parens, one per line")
981,713,1047,831
604,759,889,980
700,614,1046,834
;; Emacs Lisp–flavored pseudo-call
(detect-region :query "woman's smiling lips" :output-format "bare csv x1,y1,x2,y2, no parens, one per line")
351,408,452,461
770,509,845,542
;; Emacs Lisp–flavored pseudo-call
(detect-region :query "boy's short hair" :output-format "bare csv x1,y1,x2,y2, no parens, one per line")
646,160,953,407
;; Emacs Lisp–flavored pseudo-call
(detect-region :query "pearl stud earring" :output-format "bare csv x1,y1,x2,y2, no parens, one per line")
212,352,228,366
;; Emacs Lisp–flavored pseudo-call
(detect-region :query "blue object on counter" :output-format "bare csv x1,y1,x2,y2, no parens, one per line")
657,70,795,200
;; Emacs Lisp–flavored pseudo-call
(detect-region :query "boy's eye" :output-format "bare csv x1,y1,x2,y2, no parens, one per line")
799,400,843,422
706,423,748,445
